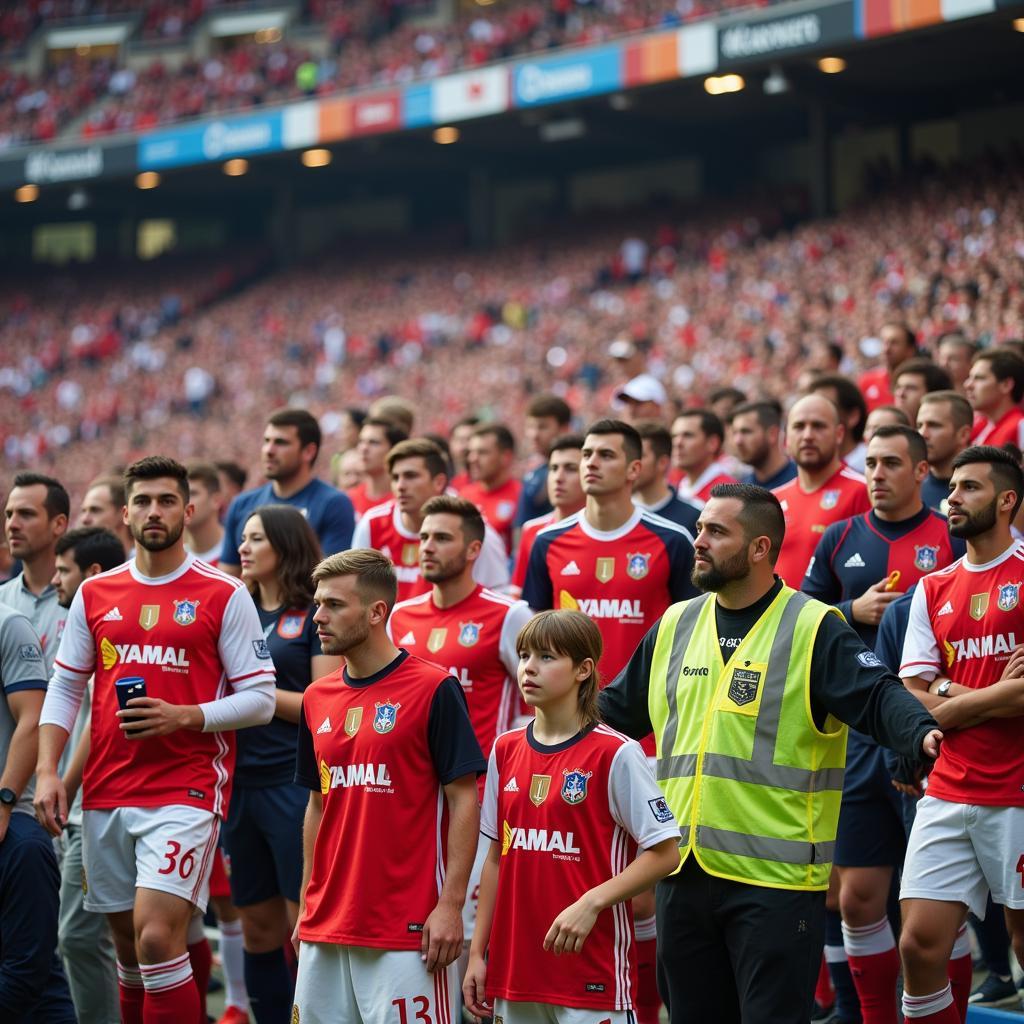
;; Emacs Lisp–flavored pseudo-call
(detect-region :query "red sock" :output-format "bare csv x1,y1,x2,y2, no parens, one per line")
947,954,973,1022
634,935,661,1024
847,948,900,1024
815,954,834,1009
188,939,212,1023
141,954,200,1024
117,960,145,1024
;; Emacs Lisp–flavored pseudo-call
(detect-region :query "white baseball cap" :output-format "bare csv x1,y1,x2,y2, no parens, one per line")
617,374,667,405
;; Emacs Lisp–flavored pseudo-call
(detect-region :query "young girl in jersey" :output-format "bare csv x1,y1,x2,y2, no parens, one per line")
463,610,680,1024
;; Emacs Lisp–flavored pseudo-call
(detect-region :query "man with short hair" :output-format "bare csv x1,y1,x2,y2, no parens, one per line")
292,549,484,1023
214,462,247,510
860,322,919,411
965,349,1024,448
514,395,572,528
917,392,973,514
728,401,797,491
35,455,276,1024
51,527,126,1024
184,462,224,565
353,439,509,603
349,418,409,519
448,416,480,494
898,446,1024,1024
893,359,954,427
632,421,702,534
772,395,870,587
79,475,132,553
462,425,522,553
864,406,911,443
935,333,977,395
670,410,736,507
618,375,668,422
0,472,70,671
219,408,355,575
811,374,870,472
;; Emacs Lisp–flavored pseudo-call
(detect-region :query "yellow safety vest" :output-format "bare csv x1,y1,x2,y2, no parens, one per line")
649,586,847,890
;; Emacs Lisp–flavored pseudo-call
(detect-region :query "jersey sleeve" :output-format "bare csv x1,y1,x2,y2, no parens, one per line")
219,586,278,690
351,515,372,551
319,492,355,557
898,583,941,682
473,526,511,591
427,676,487,785
0,614,47,694
295,704,318,790
480,744,500,841
50,585,94,679
219,495,244,566
499,601,533,679
607,741,681,849
522,533,554,611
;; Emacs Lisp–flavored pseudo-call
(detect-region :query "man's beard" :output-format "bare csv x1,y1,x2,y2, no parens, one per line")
948,498,998,539
691,549,750,592
131,519,184,552
320,619,371,657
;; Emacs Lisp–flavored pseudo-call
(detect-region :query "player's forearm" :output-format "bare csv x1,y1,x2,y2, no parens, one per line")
582,838,680,914
437,777,480,911
62,726,90,804
0,715,41,798
273,688,304,724
298,795,323,916
903,676,947,714
35,723,72,776
468,845,499,961
953,677,1024,720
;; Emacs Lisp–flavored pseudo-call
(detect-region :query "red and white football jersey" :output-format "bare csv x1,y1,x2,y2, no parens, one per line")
676,463,737,508
345,481,390,521
973,407,1024,450
900,540,1024,806
388,586,532,770
512,511,556,594
773,465,870,587
50,555,275,817
481,723,679,1011
459,478,522,554
352,500,510,602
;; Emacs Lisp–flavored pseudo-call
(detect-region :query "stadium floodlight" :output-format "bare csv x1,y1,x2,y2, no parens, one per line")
433,126,460,145
135,172,160,190
1013,17,1024,31
301,149,333,167
704,74,745,96
14,184,38,203
818,57,847,73
223,159,249,176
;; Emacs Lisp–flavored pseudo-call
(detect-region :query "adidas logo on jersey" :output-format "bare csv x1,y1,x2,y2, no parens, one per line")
504,777,519,793
938,601,954,616
560,561,581,576
317,717,332,734
399,631,416,645
102,607,123,621
844,553,866,568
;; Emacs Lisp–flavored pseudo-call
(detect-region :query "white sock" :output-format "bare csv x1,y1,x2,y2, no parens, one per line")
219,919,249,1011
824,943,848,964
902,982,954,1018
841,917,896,956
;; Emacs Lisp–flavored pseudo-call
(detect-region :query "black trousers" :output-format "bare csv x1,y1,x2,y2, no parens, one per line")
656,856,826,1024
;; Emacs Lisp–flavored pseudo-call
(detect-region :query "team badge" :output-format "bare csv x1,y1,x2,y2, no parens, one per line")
497,501,515,521
819,490,840,510
529,774,551,806
998,582,1020,612
373,700,401,734
728,666,761,707
139,605,160,631
172,599,199,626
458,622,482,647
969,593,989,621
427,628,447,653
648,797,674,824
561,768,593,805
277,611,306,639
401,543,419,567
626,552,650,580
914,546,939,572
595,557,616,584
344,707,363,737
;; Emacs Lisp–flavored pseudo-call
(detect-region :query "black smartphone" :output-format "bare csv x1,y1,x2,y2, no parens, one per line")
115,676,147,725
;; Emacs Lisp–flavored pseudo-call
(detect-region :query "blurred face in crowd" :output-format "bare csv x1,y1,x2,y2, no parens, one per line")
864,407,908,444
547,447,584,514
893,372,929,424
390,456,446,519
786,395,843,472
525,416,563,458
467,433,509,487
449,424,476,473
691,497,752,592
965,359,1009,415
357,424,392,476
188,479,221,532
880,324,915,371
635,439,669,492
729,411,775,469
126,478,190,553
936,339,973,392
79,484,121,531
864,434,926,519
52,550,85,608
238,514,278,588
917,399,970,471
337,412,362,452
262,424,313,484
5,484,66,562
336,449,363,490
217,468,244,505
581,432,639,499
420,512,478,584
671,416,718,474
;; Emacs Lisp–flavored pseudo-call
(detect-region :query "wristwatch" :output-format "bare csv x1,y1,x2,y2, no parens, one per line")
0,788,17,807
936,680,952,697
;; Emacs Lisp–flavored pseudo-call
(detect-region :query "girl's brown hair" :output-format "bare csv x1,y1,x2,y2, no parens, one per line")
516,610,603,727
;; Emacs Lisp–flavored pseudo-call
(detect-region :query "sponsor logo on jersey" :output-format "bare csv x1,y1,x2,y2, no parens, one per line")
819,490,840,510
501,819,581,856
943,631,1018,668
399,630,416,645
558,591,644,622
428,628,447,653
252,639,271,659
102,607,122,622
344,707,363,736
969,593,989,620
560,560,581,576
320,759,393,793
317,717,332,734
627,552,651,580
998,582,1020,612
561,768,592,805
373,700,401,734
458,621,482,647
504,777,519,792
937,600,954,616
100,637,189,671
139,604,160,630
529,774,551,806
728,666,761,706
18,644,41,661
843,553,865,568
648,796,674,823
681,665,709,677
277,611,307,639
595,557,615,583
172,599,199,626
914,545,939,572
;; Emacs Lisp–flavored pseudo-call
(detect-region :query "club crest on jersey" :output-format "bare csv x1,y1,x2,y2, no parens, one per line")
277,612,306,639
728,666,761,707
458,622,482,647
595,557,615,584
626,552,650,580
529,774,551,807
139,605,160,631
373,700,401,734
914,546,939,572
819,490,840,510
561,769,592,805
998,582,1020,612
344,707,363,737
427,628,447,654
497,501,515,520
970,593,989,621
172,599,198,627
401,543,418,567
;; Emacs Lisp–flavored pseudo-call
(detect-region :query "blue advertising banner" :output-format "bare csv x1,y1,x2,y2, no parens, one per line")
512,45,623,108
138,110,284,170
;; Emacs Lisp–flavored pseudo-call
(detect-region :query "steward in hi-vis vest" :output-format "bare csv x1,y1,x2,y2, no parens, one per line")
599,483,941,1024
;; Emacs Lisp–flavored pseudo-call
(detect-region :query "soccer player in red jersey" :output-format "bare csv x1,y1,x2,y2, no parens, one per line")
669,410,736,507
773,394,870,587
463,610,680,1024
859,322,918,412
512,436,585,596
461,425,523,554
965,349,1024,448
348,418,409,520
352,439,509,603
34,456,276,1024
898,445,1024,1024
292,550,485,1023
